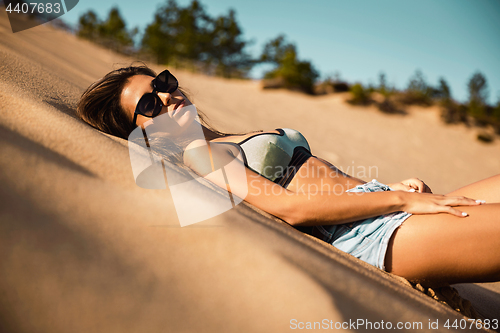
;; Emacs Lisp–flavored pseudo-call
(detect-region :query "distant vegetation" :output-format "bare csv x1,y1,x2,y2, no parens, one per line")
77,7,137,54
77,0,254,78
347,69,500,142
141,0,254,78
74,0,500,141
259,35,318,95
76,0,317,88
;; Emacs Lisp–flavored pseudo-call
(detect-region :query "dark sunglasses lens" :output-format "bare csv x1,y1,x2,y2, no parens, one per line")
137,94,163,117
154,70,178,93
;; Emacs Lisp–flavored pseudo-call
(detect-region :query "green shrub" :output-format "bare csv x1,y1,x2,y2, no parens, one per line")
260,35,319,94
77,7,136,54
493,104,500,122
377,72,392,97
468,99,489,125
399,69,433,105
348,83,371,105
466,71,490,124
436,78,451,101
440,100,468,124
314,76,350,95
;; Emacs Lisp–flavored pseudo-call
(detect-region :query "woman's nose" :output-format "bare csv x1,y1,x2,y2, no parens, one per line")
157,92,172,106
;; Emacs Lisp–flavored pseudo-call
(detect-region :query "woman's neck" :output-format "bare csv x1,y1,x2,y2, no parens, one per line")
170,121,223,151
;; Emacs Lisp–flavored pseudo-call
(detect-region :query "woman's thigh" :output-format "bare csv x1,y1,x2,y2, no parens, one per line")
445,174,500,203
385,203,500,285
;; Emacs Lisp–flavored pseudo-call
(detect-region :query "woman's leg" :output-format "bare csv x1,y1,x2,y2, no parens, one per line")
444,174,500,203
385,203,500,286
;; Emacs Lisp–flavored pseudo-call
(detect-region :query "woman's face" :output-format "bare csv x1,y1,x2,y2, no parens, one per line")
121,74,196,136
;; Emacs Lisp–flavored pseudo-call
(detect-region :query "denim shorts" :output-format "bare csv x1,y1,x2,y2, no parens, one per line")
306,179,411,271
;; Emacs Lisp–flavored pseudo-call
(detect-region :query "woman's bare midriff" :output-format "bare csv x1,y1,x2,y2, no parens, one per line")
211,130,366,193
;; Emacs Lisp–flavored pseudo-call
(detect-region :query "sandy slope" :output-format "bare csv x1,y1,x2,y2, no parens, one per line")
1,10,499,333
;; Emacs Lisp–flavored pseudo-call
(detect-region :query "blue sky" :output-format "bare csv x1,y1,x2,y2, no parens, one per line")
61,0,500,103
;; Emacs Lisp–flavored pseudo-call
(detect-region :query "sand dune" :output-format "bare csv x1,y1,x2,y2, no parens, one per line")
1,10,499,333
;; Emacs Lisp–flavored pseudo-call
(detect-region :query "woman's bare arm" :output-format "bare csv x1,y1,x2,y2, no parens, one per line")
184,141,482,227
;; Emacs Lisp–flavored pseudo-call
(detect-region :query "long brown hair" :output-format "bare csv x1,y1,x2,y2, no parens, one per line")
77,64,229,140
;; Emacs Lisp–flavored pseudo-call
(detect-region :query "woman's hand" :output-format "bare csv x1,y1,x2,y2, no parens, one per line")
389,178,432,193
401,192,485,217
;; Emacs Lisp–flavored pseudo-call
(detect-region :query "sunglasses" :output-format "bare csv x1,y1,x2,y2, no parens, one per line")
132,70,179,125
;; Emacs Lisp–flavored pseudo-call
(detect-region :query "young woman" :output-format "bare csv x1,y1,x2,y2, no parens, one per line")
78,65,500,286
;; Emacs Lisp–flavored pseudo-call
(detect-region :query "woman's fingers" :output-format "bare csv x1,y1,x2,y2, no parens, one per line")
388,182,412,191
437,195,484,217
403,192,485,217
440,205,468,217
406,178,432,193
400,183,413,191
403,178,427,193
395,178,432,193
444,195,483,206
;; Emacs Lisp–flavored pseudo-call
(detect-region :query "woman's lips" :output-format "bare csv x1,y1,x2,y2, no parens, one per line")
172,100,184,116
172,100,185,115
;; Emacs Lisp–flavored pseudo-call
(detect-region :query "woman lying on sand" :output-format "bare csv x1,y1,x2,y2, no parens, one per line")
77,65,500,286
